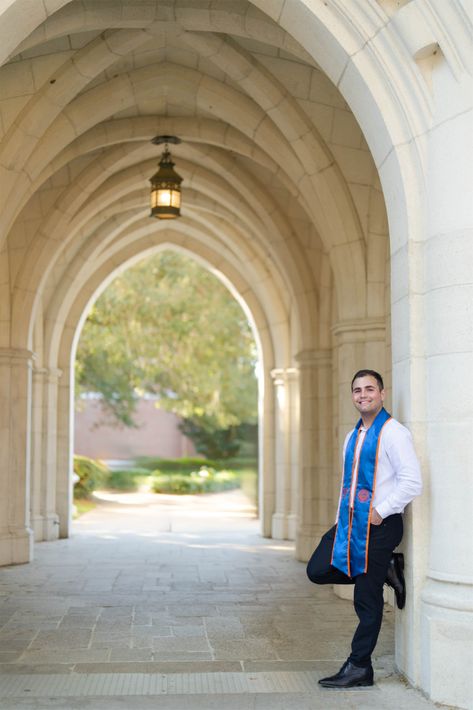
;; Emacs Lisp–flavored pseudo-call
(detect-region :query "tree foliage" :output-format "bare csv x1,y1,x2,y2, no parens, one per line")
75,250,258,432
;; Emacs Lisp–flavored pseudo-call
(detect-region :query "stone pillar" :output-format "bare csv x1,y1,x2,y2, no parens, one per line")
329,320,388,599
332,318,386,424
0,348,35,565
31,367,61,542
270,368,298,540
295,349,332,561
331,318,386,512
415,67,473,709
56,366,73,539
286,368,300,541
31,367,44,540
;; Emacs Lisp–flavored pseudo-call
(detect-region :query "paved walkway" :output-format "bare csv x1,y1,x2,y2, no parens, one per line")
0,490,445,709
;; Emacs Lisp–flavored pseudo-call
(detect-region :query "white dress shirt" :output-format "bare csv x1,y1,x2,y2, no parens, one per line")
336,418,422,521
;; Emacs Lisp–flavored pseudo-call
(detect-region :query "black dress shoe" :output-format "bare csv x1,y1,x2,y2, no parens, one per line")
318,660,374,688
385,552,406,609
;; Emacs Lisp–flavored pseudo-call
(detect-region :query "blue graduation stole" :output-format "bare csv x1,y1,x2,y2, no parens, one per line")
331,407,391,577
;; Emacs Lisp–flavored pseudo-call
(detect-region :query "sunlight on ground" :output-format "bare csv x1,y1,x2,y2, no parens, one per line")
74,489,260,540
91,488,257,517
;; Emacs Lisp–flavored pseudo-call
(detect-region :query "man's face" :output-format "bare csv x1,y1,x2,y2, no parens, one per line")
351,375,385,418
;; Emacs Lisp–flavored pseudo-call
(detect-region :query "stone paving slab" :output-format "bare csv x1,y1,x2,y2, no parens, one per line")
0,672,440,709
0,490,447,709
0,670,386,696
0,694,437,710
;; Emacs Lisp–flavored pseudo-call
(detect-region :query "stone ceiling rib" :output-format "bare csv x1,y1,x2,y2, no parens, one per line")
4,60,311,238
40,211,302,366
9,1,308,64
4,50,363,288
14,154,311,305
19,118,301,225
3,0,409,348
51,228,283,374
0,8,369,317
11,149,317,352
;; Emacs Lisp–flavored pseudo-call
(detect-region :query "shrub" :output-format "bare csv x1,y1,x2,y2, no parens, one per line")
151,467,240,494
151,472,202,494
73,455,109,499
73,499,97,518
136,456,219,474
106,469,151,491
178,421,241,460
221,456,257,470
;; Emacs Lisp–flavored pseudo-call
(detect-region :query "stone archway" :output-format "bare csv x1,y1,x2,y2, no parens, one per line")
0,2,471,706
46,231,291,542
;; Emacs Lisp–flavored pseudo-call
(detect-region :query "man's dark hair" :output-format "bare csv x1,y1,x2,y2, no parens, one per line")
351,369,384,391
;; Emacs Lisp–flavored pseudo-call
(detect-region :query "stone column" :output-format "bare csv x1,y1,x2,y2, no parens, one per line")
295,349,332,561
331,318,387,503
286,368,300,541
31,367,61,542
332,318,386,419
331,318,393,600
31,367,44,540
56,366,73,539
270,367,298,540
0,348,35,565
415,71,473,709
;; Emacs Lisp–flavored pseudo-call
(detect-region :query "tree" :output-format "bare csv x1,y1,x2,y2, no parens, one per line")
75,250,258,438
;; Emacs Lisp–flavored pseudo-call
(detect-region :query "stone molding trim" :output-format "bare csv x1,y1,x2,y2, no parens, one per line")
331,318,386,343
0,348,36,365
295,348,332,367
270,367,298,384
32,366,63,382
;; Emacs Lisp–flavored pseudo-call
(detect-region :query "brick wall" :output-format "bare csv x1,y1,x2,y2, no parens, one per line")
74,399,196,460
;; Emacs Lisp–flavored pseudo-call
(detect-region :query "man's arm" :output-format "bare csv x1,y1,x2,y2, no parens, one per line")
374,424,423,520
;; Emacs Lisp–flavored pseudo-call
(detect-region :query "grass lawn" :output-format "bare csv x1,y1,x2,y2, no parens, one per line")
73,455,258,506
104,457,258,504
73,498,97,518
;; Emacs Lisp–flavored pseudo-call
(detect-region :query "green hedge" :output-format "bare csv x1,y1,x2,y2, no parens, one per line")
73,456,256,497
151,468,240,494
73,455,109,499
136,456,219,474
219,456,257,470
106,469,152,491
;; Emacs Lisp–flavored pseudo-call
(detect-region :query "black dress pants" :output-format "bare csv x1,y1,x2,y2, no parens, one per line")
306,514,403,667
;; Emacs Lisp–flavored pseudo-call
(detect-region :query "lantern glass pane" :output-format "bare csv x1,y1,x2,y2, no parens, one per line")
157,189,172,206
171,190,181,208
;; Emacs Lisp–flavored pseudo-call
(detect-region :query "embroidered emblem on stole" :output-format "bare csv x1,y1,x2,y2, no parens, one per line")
331,407,391,577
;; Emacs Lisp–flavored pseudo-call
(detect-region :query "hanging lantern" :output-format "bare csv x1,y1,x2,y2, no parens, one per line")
149,136,183,219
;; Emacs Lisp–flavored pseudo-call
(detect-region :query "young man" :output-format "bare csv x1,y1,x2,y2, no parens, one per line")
306,369,422,688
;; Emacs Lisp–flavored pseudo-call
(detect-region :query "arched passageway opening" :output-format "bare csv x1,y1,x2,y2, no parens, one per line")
72,247,263,530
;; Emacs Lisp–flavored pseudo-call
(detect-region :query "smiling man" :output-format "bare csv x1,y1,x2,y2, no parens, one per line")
306,369,422,688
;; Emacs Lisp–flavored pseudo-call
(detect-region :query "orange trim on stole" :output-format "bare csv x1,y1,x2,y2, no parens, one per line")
362,417,392,573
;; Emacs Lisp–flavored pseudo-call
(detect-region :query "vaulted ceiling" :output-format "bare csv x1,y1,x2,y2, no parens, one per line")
1,1,388,359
